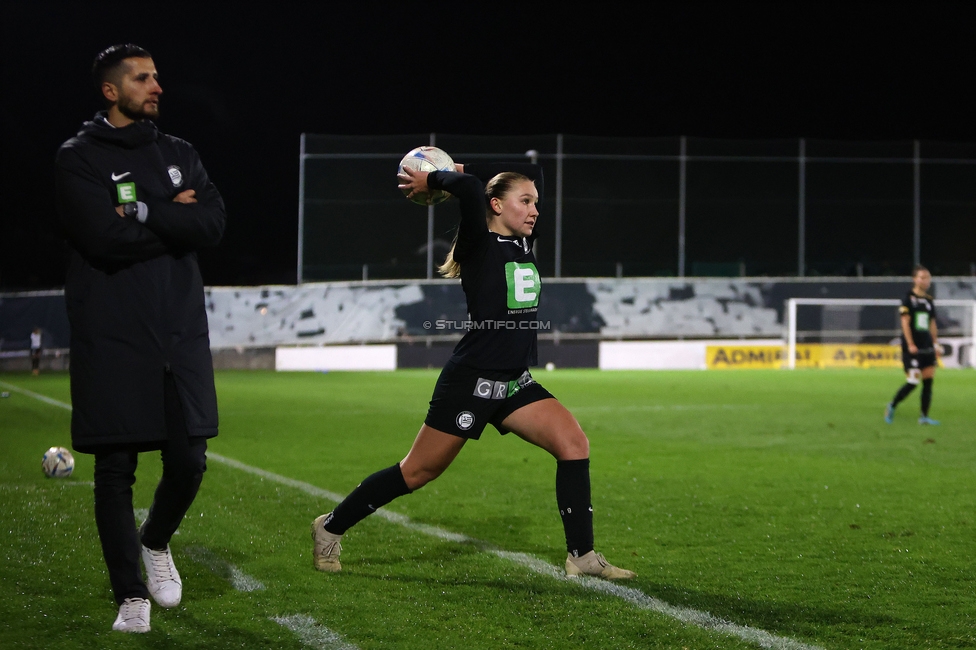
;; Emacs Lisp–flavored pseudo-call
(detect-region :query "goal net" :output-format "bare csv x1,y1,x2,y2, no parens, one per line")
785,298,976,369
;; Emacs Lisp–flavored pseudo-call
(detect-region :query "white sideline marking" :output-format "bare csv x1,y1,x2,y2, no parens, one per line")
207,453,476,544
0,380,73,411
14,384,823,650
0,482,93,490
572,403,748,413
210,453,823,650
185,546,265,592
495,550,820,650
271,614,359,650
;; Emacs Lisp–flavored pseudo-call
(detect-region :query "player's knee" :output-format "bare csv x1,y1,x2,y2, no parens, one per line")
400,464,443,490
556,427,589,461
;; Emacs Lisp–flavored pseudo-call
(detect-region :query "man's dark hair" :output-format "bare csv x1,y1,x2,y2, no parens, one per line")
92,44,152,90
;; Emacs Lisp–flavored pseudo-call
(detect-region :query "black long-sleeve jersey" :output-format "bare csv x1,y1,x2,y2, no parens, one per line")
900,291,936,350
428,163,544,370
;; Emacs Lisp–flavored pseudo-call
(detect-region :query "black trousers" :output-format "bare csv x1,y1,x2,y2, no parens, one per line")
92,373,208,605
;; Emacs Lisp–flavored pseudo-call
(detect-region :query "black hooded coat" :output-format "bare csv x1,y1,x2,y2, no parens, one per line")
56,113,225,453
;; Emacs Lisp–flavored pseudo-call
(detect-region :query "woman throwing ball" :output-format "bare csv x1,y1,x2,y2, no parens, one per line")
311,159,635,580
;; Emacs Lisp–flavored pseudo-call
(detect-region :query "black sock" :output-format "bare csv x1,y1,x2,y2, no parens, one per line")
556,459,594,557
323,464,411,535
891,382,917,407
921,378,933,416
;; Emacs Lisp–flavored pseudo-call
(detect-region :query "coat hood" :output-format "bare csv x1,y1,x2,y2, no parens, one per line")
77,111,159,148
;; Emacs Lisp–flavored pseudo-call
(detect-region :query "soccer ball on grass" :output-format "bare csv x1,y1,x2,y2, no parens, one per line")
42,446,74,478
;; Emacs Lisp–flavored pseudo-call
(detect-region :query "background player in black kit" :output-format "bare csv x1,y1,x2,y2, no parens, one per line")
885,265,941,425
311,161,635,580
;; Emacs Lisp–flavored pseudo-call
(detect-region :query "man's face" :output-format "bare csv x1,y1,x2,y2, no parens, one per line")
111,57,162,120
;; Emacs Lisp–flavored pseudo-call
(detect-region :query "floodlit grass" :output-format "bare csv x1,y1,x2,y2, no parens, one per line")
1,368,973,649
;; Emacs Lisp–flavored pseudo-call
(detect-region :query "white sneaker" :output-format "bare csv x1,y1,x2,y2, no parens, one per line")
311,513,343,572
141,544,182,608
112,597,151,633
566,550,637,580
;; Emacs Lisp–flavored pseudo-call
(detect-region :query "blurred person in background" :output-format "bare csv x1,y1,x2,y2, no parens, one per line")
885,265,941,425
30,327,42,375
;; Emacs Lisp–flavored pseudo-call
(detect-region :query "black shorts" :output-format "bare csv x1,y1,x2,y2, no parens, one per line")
902,345,936,373
424,360,555,440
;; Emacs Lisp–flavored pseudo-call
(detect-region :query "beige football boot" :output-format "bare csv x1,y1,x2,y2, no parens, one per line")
311,514,343,572
565,551,636,580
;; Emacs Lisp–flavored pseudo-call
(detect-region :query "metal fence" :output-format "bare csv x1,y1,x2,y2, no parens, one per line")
298,135,976,282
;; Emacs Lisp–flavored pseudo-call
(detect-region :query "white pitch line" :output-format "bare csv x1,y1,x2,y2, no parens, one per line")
14,384,824,650
271,614,359,650
185,545,265,592
0,380,73,411
494,549,819,650
210,453,823,650
572,403,750,412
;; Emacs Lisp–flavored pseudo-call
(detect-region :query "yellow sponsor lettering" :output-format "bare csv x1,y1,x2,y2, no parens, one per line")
707,346,786,370
706,344,903,370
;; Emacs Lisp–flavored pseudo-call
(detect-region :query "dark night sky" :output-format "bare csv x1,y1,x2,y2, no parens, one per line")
1,3,973,289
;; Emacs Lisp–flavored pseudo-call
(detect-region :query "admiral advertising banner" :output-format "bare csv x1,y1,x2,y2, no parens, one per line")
706,344,905,369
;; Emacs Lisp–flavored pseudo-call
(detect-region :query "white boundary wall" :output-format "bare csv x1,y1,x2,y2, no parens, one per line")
275,345,397,371
599,339,784,370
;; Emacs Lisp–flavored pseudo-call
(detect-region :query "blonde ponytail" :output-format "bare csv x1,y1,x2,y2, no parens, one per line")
438,238,461,278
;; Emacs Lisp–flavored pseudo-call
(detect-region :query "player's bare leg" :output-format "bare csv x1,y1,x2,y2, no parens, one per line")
502,399,636,580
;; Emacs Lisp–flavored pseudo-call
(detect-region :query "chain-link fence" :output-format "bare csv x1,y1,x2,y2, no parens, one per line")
298,135,976,282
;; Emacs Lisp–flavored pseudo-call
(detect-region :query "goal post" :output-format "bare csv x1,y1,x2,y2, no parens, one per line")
786,298,976,370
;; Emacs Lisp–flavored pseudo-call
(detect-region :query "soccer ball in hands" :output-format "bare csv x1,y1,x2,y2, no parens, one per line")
398,146,456,206
42,446,74,478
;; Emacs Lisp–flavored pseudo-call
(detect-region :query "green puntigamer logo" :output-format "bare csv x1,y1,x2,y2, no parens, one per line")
116,182,137,203
505,262,540,309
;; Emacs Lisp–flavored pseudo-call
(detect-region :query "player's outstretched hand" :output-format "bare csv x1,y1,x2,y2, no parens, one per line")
397,167,431,204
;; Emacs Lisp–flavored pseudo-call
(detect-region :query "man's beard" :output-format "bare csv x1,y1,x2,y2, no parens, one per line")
117,94,159,121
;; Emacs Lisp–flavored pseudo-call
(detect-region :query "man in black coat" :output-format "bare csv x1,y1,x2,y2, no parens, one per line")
56,44,226,634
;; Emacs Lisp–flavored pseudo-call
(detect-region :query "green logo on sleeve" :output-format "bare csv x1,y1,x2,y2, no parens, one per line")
505,262,540,309
914,312,930,331
116,182,137,203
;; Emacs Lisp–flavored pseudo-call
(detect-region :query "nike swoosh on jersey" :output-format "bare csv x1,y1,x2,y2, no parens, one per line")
497,236,523,246
111,172,131,181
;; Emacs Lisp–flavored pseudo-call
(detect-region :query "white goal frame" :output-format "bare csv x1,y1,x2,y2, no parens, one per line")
786,298,976,369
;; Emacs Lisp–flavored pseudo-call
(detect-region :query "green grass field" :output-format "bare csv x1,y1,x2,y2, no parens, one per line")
1,368,974,649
